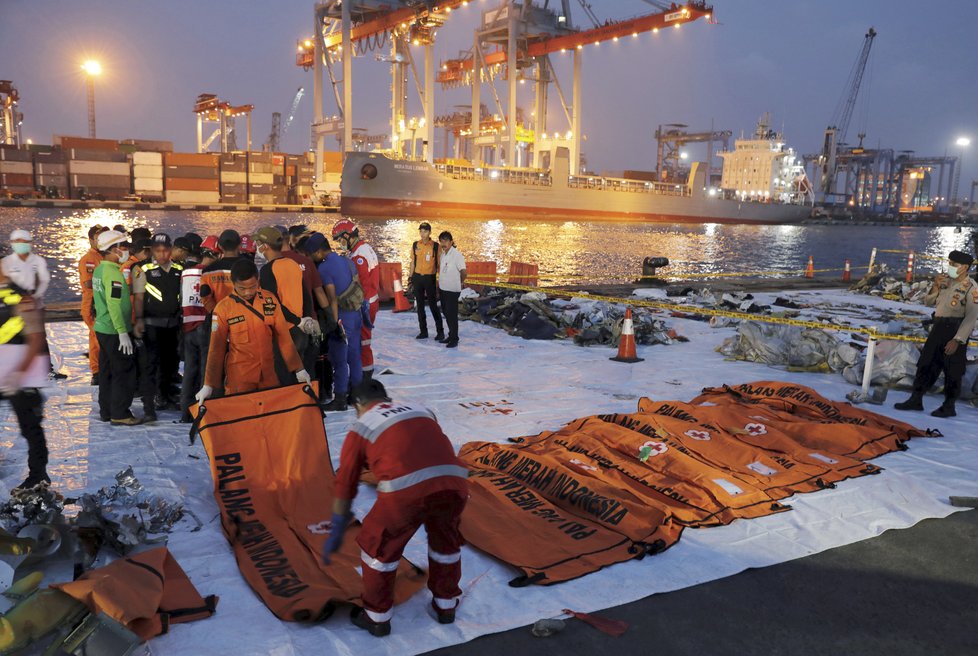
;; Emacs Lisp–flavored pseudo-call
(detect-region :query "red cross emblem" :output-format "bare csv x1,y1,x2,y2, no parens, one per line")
685,430,712,441
744,423,767,436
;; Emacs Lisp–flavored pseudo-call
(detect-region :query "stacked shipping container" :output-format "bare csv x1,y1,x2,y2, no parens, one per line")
34,149,67,197
286,153,316,204
65,138,130,200
164,152,220,204
0,146,34,196
219,153,248,203
247,152,274,205
132,152,164,201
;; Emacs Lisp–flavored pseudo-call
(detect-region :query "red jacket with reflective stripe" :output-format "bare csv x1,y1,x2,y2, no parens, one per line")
350,241,380,304
335,402,468,501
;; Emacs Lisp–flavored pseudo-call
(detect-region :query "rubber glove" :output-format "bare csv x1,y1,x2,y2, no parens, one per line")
0,370,23,395
298,316,321,337
195,385,213,404
118,333,134,355
295,369,312,385
321,512,352,564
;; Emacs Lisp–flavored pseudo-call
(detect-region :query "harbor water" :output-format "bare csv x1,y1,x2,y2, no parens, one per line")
0,206,974,303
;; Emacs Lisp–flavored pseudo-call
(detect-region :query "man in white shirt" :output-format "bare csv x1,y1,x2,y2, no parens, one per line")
437,231,466,348
2,230,50,301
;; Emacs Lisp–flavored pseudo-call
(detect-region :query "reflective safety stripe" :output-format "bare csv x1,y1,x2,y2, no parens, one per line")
0,316,24,344
361,339,371,346
145,284,164,302
350,408,436,444
365,608,393,623
376,464,469,493
433,596,460,610
361,550,399,573
428,549,461,565
367,294,379,303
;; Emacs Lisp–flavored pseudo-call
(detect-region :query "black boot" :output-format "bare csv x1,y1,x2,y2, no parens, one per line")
14,472,51,491
931,402,956,418
894,394,924,411
322,397,348,412
350,607,391,637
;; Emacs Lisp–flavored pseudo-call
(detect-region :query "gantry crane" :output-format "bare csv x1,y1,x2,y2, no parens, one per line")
819,27,876,198
0,81,22,146
194,94,254,153
267,87,305,152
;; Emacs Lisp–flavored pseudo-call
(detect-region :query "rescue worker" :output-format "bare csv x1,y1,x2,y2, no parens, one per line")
92,230,142,426
239,234,257,261
170,236,193,267
199,230,241,313
332,220,380,379
322,379,469,636
252,226,319,386
78,225,107,385
281,225,332,376
437,231,466,348
2,229,50,301
895,250,978,417
304,232,362,412
0,269,51,490
409,222,444,341
178,239,217,422
133,234,183,419
196,259,310,401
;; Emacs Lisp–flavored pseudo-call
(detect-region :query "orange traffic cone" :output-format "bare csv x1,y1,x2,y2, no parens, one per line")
842,259,851,282
905,252,915,283
392,276,413,313
610,308,644,363
804,256,814,279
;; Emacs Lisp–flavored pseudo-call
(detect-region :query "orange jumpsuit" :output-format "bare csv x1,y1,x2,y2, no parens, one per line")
78,248,103,374
204,290,302,395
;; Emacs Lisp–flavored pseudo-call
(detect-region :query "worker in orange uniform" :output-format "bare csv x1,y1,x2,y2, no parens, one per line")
332,220,380,379
199,230,242,314
196,259,310,401
78,225,108,385
322,379,469,637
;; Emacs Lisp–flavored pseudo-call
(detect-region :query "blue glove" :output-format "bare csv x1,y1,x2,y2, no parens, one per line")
321,512,351,564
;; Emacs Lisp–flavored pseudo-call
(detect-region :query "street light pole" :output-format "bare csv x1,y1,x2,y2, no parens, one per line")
953,136,970,206
81,60,102,138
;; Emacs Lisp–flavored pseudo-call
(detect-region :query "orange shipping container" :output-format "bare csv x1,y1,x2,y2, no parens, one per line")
322,151,343,172
164,177,220,192
163,152,220,167
58,136,119,151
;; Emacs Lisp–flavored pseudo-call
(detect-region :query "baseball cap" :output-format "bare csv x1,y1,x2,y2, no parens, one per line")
134,238,153,252
218,229,241,251
200,235,220,255
184,232,203,250
172,236,192,252
96,230,129,252
9,229,31,242
252,226,284,249
301,232,329,254
151,233,172,248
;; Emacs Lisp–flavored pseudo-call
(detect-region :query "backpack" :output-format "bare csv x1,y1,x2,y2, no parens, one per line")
336,256,365,311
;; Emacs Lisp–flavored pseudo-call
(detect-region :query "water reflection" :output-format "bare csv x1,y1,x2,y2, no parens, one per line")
1,206,974,303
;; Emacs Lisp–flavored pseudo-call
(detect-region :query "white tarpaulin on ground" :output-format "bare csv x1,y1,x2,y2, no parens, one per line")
0,288,975,655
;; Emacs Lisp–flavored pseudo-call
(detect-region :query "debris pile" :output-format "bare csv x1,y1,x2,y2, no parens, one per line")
460,289,684,346
849,265,934,303
718,322,860,373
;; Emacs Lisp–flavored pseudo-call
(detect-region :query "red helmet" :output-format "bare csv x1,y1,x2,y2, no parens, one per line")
331,219,358,241
200,235,220,255
239,234,257,254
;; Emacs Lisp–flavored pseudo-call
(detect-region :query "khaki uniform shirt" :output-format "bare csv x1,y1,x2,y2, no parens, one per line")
932,276,978,344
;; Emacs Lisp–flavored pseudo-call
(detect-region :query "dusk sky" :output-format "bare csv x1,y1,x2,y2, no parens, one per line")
3,0,976,186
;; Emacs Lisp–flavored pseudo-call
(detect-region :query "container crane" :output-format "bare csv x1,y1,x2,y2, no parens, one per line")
820,27,876,197
0,80,22,146
194,94,254,153
266,87,305,152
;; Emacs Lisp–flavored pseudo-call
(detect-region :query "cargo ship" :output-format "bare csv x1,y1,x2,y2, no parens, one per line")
340,146,813,224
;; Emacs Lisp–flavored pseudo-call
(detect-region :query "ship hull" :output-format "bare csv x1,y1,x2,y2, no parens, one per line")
341,153,811,225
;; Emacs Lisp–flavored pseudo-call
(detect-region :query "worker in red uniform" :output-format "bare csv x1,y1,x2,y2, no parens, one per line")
197,259,310,401
322,379,469,637
332,220,380,379
78,225,107,385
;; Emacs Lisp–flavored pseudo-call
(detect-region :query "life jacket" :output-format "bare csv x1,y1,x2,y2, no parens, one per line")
181,266,207,332
141,261,183,320
0,286,25,345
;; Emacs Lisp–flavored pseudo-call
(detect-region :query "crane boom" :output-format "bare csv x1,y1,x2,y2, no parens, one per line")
831,27,876,146
281,87,305,138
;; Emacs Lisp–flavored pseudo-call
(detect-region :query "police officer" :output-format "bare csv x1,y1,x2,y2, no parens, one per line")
0,269,50,490
895,250,978,417
92,230,142,426
322,379,469,637
196,259,310,402
133,233,183,419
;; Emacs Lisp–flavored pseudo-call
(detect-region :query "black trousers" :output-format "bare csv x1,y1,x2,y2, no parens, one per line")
180,323,207,419
274,326,308,387
139,324,180,405
413,273,443,336
2,389,47,477
96,332,137,420
912,317,967,403
440,289,461,343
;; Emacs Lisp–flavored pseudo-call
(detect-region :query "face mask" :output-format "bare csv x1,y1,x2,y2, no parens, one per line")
950,264,968,278
254,248,267,267
117,249,129,262
11,243,31,255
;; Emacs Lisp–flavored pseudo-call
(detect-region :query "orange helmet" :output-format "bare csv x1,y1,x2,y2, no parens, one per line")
331,219,358,241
